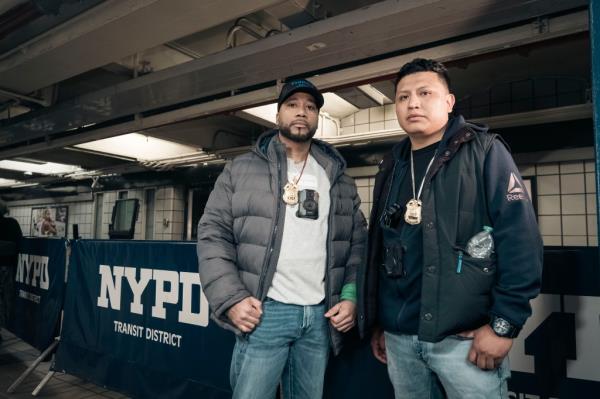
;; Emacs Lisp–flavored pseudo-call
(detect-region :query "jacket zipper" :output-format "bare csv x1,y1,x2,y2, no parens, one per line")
325,171,340,342
456,250,463,273
256,153,283,300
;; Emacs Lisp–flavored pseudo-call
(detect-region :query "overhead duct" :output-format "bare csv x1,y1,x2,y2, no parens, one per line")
0,0,587,151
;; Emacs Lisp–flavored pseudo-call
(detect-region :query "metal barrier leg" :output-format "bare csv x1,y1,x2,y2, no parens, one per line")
6,338,59,393
32,370,55,397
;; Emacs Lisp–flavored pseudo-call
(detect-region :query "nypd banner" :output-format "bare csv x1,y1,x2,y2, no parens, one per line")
8,237,67,351
53,240,234,399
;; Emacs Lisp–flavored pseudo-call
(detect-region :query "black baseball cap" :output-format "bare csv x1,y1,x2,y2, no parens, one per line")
277,79,324,110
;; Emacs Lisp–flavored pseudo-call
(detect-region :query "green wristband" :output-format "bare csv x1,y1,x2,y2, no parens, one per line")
340,283,357,303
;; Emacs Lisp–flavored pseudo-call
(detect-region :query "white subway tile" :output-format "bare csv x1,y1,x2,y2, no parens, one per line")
355,109,369,125
584,160,596,173
538,216,561,235
560,161,584,174
537,195,560,215
384,119,400,130
369,121,385,132
562,215,586,235
384,104,396,121
560,194,585,215
518,164,535,177
341,114,355,127
536,164,559,175
355,124,370,134
357,186,370,203
369,107,385,122
585,173,596,193
537,175,560,195
563,236,588,246
561,174,585,194
587,215,598,236
542,235,562,246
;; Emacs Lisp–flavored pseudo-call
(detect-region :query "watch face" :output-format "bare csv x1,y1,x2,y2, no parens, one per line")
493,318,511,335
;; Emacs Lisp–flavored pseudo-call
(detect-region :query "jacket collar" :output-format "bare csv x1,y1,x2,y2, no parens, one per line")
253,129,347,180
390,115,488,168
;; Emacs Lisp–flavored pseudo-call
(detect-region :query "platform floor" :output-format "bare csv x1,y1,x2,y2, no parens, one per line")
0,329,128,399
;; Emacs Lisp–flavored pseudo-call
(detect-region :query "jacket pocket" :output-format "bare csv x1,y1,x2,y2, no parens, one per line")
453,248,496,295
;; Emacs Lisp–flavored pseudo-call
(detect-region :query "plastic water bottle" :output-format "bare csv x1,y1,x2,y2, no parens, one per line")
465,226,494,259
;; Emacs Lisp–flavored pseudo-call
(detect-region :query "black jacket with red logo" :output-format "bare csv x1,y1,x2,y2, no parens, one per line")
357,116,543,342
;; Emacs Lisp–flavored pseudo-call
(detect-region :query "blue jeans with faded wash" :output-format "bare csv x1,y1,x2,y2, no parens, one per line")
384,332,511,399
230,299,330,399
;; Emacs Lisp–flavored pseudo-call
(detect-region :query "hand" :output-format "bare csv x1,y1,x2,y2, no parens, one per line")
324,300,356,332
370,326,387,364
459,324,513,370
226,297,263,333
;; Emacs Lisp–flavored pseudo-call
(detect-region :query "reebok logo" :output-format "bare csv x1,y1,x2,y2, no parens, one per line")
506,172,527,202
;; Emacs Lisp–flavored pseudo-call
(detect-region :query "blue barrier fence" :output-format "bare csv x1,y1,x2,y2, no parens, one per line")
52,240,233,398
5,237,596,399
8,237,67,351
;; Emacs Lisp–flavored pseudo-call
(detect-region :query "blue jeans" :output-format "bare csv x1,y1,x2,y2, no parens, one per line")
230,299,330,399
384,332,511,399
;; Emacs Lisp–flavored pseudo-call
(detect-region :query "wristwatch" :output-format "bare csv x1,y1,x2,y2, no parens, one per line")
489,316,519,338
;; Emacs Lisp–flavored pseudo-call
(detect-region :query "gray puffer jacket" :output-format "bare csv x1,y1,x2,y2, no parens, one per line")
197,130,367,354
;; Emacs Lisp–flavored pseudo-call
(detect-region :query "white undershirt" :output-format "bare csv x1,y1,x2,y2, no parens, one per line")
267,154,331,305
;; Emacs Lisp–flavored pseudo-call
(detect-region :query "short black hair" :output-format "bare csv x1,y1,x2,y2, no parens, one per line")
393,58,451,92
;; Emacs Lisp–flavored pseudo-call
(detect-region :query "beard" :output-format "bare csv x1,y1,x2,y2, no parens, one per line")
278,124,317,143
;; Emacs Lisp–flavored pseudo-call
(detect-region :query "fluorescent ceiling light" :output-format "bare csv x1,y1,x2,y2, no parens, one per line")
241,93,357,126
240,103,278,126
0,160,83,175
321,93,358,119
0,178,22,188
357,84,392,105
75,133,199,161
10,182,39,188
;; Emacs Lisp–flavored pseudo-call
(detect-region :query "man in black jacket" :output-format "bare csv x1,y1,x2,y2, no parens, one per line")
357,59,543,398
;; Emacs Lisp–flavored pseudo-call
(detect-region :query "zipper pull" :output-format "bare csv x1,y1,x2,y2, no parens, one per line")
456,250,463,274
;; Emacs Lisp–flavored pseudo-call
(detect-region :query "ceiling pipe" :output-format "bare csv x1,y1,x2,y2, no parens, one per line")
226,17,280,48
0,87,50,107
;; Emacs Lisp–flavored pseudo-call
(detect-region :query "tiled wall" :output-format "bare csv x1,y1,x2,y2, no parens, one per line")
6,157,598,247
7,185,186,241
349,158,598,247
340,104,399,135
354,176,376,222
153,186,186,241
9,201,94,238
520,160,597,247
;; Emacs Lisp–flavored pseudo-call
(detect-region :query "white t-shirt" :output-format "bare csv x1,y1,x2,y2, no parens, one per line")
267,154,331,305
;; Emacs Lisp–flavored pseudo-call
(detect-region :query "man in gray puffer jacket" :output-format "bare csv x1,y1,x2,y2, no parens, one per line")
197,79,367,399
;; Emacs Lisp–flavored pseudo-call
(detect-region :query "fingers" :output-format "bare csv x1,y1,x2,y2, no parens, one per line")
370,329,387,364
457,330,475,339
468,324,513,370
324,303,340,318
247,297,263,314
469,344,497,370
326,301,356,332
227,297,263,332
468,346,477,365
475,354,495,370
332,318,355,332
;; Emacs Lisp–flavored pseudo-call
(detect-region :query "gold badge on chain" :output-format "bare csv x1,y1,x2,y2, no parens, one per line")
282,182,299,205
404,198,422,225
